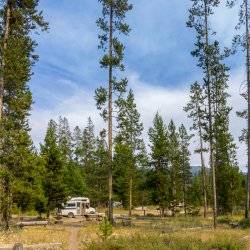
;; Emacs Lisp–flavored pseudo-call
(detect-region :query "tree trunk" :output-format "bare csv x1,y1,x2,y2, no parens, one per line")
204,0,217,228
245,0,250,219
184,185,187,216
2,176,11,230
108,5,114,223
0,2,11,119
198,114,208,218
129,177,132,217
46,209,50,219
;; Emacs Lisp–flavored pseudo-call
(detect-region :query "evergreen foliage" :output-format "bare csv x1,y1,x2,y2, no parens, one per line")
95,0,132,221
148,113,170,214
113,89,146,215
40,120,67,217
0,0,48,229
187,0,243,225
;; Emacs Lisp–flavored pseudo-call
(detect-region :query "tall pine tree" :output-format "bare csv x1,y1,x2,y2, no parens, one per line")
148,113,170,216
227,0,250,218
187,0,222,227
41,120,67,218
168,120,182,214
184,82,208,217
0,0,48,229
179,124,192,215
114,89,145,216
188,0,242,223
95,0,132,222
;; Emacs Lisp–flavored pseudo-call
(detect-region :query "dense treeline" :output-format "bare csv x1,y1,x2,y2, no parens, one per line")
0,0,249,231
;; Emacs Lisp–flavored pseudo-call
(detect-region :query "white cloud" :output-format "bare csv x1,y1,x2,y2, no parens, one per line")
30,69,247,169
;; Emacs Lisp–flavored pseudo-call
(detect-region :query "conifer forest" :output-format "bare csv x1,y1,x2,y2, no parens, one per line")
2,0,250,249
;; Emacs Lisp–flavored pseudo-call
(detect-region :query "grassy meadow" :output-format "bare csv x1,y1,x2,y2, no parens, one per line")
1,209,250,249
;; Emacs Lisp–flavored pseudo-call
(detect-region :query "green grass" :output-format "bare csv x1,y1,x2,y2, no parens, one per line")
84,234,245,250
132,215,212,232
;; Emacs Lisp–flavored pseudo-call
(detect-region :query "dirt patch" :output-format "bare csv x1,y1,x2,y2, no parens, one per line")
69,227,79,250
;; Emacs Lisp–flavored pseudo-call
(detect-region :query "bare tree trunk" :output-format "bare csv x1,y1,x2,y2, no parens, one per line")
245,0,250,219
184,184,187,216
142,190,146,216
46,210,50,219
129,177,132,217
2,175,11,230
0,2,11,119
198,115,208,218
108,5,114,223
204,0,217,228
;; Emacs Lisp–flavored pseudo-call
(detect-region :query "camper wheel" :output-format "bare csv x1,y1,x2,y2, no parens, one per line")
68,212,74,218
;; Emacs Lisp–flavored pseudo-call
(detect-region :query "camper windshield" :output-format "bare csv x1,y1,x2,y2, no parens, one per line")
65,202,76,208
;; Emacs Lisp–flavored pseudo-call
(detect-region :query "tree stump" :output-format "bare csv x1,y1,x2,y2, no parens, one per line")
122,218,132,226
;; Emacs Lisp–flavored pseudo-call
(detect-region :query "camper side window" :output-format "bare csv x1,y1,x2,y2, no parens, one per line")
66,203,76,208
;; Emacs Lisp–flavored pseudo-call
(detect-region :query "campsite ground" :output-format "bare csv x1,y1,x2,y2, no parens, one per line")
1,208,250,249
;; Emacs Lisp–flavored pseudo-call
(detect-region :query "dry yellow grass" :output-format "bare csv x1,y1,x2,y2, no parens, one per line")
0,226,69,249
79,225,250,249
1,215,250,249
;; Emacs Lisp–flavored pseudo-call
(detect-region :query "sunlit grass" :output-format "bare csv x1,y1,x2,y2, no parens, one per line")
0,226,69,249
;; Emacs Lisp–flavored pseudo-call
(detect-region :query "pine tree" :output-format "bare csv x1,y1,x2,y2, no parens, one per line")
57,117,73,161
148,113,169,216
95,0,132,222
211,48,243,213
179,124,192,215
168,120,182,214
188,0,241,223
94,129,109,206
187,0,222,228
73,126,83,164
0,0,48,229
114,89,145,216
184,82,208,217
82,117,97,197
113,143,134,209
41,120,67,218
57,119,87,198
227,0,250,218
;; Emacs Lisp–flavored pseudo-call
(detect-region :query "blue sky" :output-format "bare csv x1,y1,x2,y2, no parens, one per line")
30,0,247,167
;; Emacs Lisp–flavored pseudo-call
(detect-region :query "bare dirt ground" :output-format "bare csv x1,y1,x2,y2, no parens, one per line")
69,227,79,250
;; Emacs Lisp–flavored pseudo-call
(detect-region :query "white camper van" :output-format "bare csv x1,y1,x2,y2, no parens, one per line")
60,197,96,218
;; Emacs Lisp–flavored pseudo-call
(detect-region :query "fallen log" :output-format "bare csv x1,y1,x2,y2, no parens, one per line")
16,221,48,228
84,214,103,221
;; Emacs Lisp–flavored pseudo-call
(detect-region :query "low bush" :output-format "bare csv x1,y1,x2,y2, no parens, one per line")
98,217,113,241
217,215,232,224
207,236,244,250
239,218,250,229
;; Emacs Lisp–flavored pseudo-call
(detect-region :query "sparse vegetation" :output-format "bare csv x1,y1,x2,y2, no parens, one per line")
98,217,113,241
84,233,245,250
239,218,250,229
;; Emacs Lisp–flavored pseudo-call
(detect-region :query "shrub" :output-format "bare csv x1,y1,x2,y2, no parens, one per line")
217,215,232,224
239,218,250,229
207,236,245,250
98,217,113,241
